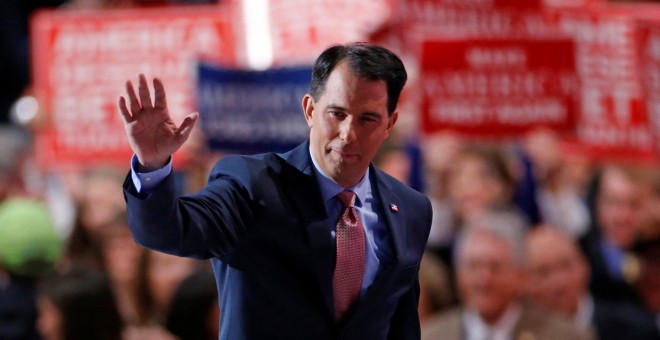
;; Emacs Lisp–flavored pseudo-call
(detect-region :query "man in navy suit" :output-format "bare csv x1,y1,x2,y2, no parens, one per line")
118,42,432,339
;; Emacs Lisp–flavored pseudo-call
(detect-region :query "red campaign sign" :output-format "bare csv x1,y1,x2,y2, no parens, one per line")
31,4,241,170
396,1,554,44
638,19,660,158
268,0,395,66
420,39,578,137
395,0,603,11
393,0,604,47
374,0,566,139
546,5,660,163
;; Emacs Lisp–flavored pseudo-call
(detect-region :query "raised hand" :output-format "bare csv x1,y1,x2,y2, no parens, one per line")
119,74,198,172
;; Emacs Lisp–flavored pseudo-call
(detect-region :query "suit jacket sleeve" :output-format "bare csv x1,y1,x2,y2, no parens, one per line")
123,155,257,260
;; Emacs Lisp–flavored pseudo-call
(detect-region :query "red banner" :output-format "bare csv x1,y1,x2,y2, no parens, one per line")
638,19,660,159
421,39,578,137
268,0,395,66
31,4,241,170
546,6,659,162
375,0,570,136
392,0,593,48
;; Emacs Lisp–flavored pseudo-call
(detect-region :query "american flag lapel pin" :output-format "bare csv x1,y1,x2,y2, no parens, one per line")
390,203,398,212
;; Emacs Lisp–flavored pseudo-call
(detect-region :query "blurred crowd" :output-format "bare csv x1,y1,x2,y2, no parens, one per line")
377,128,660,339
1,2,222,340
3,1,660,340
0,124,222,340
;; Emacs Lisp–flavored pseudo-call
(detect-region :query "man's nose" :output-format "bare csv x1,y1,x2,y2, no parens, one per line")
339,117,357,144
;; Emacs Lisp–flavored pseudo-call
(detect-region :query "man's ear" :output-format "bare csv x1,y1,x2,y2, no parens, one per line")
302,94,314,128
385,111,398,137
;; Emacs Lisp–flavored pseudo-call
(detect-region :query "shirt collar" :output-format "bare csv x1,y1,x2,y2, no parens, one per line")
309,147,371,206
575,294,595,330
463,303,522,340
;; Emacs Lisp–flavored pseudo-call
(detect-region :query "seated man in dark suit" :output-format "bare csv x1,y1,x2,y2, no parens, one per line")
526,226,659,340
635,238,660,338
580,165,649,304
118,42,432,339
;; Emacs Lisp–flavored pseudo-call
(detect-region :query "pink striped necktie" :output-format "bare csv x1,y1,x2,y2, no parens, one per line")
332,190,366,322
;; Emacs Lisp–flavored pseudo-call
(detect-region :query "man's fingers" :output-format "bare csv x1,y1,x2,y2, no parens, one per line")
153,78,168,110
138,74,153,109
126,80,141,114
176,112,199,141
118,97,133,124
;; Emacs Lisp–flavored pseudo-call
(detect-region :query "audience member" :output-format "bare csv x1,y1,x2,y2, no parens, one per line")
176,125,224,195
61,168,126,270
635,238,660,336
99,211,143,325
0,126,31,201
580,165,649,303
422,132,463,250
427,143,522,299
373,136,413,186
526,226,658,340
166,269,220,340
134,249,202,326
422,209,590,340
418,250,455,325
522,128,591,237
37,267,123,340
123,250,202,339
446,144,517,225
0,198,62,340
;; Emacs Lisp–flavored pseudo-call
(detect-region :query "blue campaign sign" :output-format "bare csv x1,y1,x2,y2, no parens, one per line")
197,62,311,154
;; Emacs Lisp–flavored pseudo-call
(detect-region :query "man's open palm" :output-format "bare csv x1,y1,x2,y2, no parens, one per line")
118,74,198,171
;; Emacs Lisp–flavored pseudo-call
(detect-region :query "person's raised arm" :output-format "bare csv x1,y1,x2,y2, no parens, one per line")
118,74,198,172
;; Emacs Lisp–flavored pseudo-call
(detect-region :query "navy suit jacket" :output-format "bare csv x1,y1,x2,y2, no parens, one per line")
123,141,433,340
593,298,660,340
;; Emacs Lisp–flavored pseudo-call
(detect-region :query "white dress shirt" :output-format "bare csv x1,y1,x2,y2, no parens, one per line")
463,304,522,340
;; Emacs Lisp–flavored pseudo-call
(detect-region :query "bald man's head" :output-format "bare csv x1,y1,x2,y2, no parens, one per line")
525,226,589,316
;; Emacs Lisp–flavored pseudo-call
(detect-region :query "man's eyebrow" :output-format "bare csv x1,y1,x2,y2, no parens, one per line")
326,104,347,111
326,104,383,118
362,111,383,118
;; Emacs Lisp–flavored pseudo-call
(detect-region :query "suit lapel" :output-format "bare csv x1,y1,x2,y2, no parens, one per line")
280,142,336,319
371,166,408,265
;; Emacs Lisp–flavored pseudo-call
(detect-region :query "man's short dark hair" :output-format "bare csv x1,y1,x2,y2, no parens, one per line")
310,42,407,116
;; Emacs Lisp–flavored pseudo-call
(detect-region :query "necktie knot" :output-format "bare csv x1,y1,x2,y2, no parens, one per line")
337,190,356,208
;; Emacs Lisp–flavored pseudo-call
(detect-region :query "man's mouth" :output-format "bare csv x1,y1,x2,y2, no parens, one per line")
330,149,358,159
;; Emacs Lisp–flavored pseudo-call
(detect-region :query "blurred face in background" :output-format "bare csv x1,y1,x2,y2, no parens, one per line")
448,151,510,219
375,147,411,185
79,172,125,237
597,167,646,249
37,297,62,340
457,229,523,324
524,128,562,183
101,220,142,287
147,251,198,312
525,228,589,316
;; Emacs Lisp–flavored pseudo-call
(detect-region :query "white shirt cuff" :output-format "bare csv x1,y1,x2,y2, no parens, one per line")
130,155,173,194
